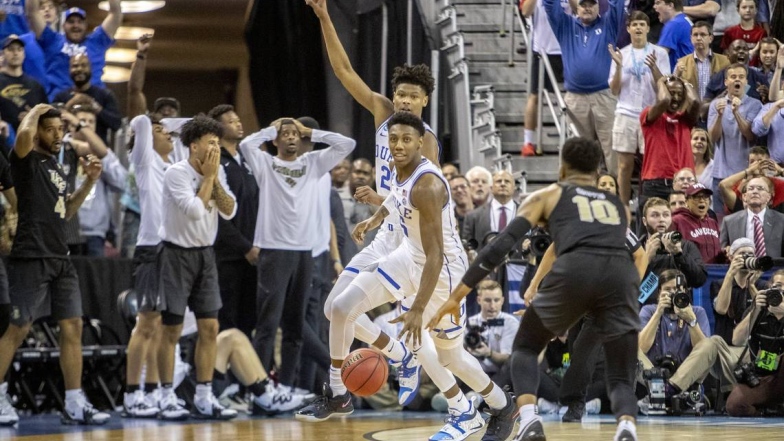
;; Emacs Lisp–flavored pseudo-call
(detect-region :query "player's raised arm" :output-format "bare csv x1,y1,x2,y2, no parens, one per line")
14,104,54,158
307,0,393,126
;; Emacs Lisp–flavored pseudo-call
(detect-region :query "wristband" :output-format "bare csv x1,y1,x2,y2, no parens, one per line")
688,319,697,328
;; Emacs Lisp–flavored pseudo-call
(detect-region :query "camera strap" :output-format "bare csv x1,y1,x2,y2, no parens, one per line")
743,311,784,372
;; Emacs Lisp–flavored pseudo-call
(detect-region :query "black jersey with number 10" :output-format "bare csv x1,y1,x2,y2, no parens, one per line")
548,184,628,257
10,150,69,258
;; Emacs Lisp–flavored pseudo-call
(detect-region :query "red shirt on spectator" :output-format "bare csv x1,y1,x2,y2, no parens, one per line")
720,24,766,52
640,107,695,180
671,207,722,263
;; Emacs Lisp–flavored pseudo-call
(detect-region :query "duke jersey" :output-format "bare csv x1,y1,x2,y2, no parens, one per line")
375,116,441,231
548,184,629,257
384,158,464,265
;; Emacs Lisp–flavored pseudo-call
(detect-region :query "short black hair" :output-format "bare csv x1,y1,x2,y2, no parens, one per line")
180,114,223,148
387,111,425,136
206,104,234,122
38,108,62,126
391,64,435,96
297,116,320,130
561,137,602,174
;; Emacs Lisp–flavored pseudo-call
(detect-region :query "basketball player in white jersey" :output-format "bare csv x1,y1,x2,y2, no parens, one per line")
307,0,440,408
298,113,517,441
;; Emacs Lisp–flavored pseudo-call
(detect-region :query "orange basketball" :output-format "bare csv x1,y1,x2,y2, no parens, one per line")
341,348,389,396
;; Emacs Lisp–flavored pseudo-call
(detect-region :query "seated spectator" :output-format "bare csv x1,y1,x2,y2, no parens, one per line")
712,238,765,343
462,170,517,253
692,127,714,187
669,190,688,210
466,165,492,207
721,0,766,52
66,107,127,257
638,75,700,229
639,269,712,368
27,0,122,99
53,54,122,143
655,0,695,71
671,183,722,263
705,39,770,101
450,175,474,228
720,177,784,258
719,147,784,213
442,162,459,181
640,197,707,289
466,280,518,379
709,63,764,214
675,21,730,101
753,97,784,160
673,167,698,191
609,11,671,204
726,270,784,416
0,34,47,131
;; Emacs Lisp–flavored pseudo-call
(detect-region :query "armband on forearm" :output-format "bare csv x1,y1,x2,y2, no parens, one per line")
462,216,532,287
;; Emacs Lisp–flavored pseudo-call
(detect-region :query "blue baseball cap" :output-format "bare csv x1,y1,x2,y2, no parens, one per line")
63,7,87,20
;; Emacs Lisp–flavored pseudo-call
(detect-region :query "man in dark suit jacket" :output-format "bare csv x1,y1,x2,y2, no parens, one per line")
720,176,784,258
461,170,517,252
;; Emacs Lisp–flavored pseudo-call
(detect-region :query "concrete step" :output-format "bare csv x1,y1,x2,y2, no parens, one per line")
468,62,526,85
509,156,560,182
452,4,505,26
463,33,525,57
452,0,508,5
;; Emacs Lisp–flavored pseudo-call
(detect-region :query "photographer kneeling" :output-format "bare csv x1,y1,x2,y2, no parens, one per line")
726,270,784,417
465,280,518,388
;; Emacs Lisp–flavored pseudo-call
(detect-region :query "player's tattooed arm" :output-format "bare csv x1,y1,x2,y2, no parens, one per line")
212,180,236,217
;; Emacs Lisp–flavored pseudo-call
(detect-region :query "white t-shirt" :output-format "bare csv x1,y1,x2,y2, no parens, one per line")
467,311,519,373
130,115,173,247
608,43,671,118
159,161,236,248
239,127,356,251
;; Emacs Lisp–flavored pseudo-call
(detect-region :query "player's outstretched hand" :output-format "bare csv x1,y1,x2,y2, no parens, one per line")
81,154,102,182
427,298,461,331
352,219,371,244
390,308,424,348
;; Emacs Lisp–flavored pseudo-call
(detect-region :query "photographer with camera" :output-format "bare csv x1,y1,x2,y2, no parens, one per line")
712,238,766,343
639,269,711,370
640,197,707,292
465,280,519,382
726,269,784,416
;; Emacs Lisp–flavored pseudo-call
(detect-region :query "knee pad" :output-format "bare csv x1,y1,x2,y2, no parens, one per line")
0,303,10,337
161,311,185,326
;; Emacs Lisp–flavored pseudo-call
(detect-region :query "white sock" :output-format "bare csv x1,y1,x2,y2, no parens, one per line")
195,383,212,400
615,420,637,441
524,129,536,145
482,384,507,409
446,391,471,413
64,389,81,404
329,366,348,396
378,339,407,362
520,403,537,422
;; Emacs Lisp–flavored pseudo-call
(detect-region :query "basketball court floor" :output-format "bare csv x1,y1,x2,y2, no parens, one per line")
3,411,783,440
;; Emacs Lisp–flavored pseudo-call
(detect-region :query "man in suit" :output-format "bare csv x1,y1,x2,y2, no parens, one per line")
720,176,784,258
461,170,517,252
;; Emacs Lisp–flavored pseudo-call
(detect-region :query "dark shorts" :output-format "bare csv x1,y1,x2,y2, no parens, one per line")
0,259,8,305
529,53,564,94
533,250,640,339
158,243,221,316
8,258,82,326
134,245,161,313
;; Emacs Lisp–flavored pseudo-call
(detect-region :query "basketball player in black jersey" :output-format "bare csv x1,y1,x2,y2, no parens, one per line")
430,138,641,441
0,104,109,426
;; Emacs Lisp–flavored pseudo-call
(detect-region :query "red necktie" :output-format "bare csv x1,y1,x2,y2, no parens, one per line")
753,215,767,257
499,207,507,231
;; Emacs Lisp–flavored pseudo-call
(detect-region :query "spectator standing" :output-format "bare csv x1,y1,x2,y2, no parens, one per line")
449,175,474,227
0,34,47,131
442,162,459,181
466,165,492,207
461,170,518,253
755,38,780,87
672,183,723,263
0,1,29,41
545,0,624,172
331,158,352,220
346,158,375,242
753,98,784,161
675,22,730,101
639,75,700,225
655,0,695,71
609,11,671,204
705,39,770,101
692,127,714,187
52,54,122,143
721,0,766,52
720,176,784,257
207,105,259,338
27,0,123,100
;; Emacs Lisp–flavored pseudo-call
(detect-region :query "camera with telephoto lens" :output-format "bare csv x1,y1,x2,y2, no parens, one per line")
465,324,488,350
733,362,761,388
766,288,783,308
659,231,682,251
667,274,691,309
524,227,552,259
743,256,774,271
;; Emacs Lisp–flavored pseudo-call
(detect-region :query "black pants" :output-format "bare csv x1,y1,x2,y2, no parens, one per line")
298,251,332,391
253,249,313,387
217,258,257,338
